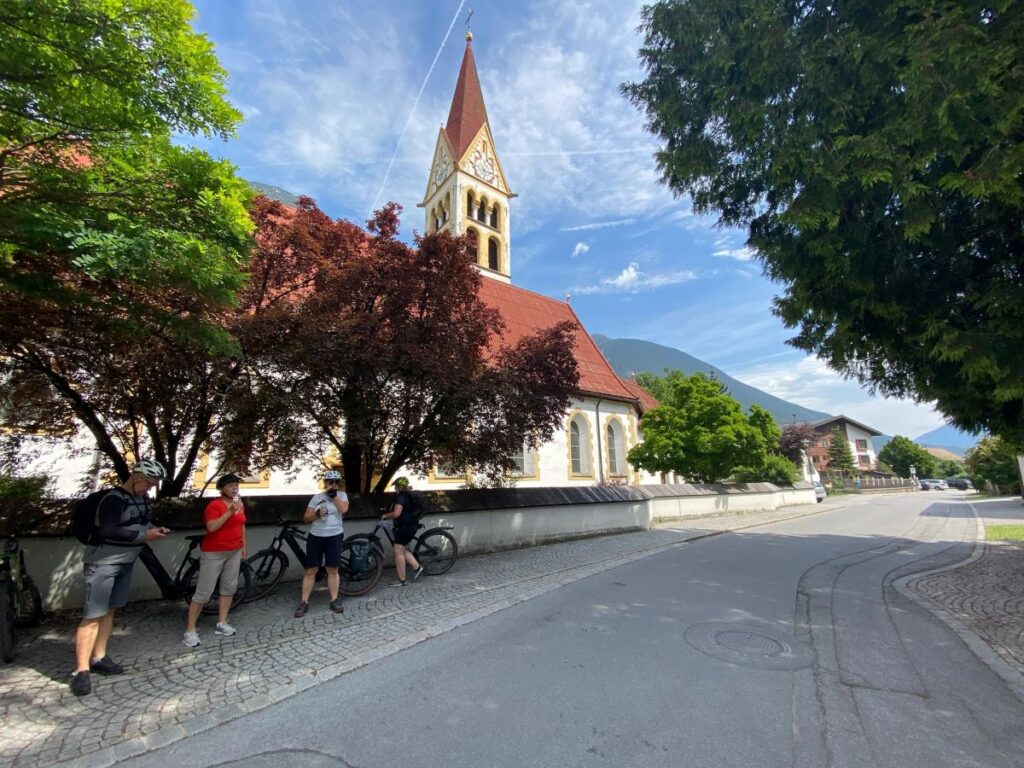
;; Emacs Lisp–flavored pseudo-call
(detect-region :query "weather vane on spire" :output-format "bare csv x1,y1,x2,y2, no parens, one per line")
465,9,474,40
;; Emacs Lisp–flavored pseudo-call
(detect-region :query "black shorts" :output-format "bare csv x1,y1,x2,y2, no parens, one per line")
393,526,417,547
306,533,343,568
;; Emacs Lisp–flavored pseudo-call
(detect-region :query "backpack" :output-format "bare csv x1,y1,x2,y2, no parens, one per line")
72,488,122,545
395,492,422,530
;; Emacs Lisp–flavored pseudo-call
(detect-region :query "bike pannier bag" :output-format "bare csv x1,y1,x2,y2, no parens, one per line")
348,540,372,577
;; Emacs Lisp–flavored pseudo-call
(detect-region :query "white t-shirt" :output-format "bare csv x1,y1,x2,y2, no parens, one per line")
307,491,347,537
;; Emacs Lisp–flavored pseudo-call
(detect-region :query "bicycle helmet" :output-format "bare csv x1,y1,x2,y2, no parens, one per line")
392,476,411,489
130,459,167,480
216,473,243,489
323,470,343,481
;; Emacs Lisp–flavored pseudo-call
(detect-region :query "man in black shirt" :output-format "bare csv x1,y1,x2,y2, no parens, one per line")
71,460,170,696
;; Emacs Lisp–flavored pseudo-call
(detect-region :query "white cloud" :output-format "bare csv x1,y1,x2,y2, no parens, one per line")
575,262,698,295
735,356,946,437
713,246,755,261
571,241,590,258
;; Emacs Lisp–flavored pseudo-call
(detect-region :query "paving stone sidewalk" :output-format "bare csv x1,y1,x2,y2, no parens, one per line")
1,499,845,768
907,497,1024,684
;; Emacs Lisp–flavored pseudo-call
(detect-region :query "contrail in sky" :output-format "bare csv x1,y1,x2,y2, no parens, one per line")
366,0,466,220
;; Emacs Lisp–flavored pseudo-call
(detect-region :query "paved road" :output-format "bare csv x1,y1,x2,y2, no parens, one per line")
117,493,1024,768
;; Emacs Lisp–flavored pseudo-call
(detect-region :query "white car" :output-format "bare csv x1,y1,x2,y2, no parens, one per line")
813,483,827,502
920,479,947,490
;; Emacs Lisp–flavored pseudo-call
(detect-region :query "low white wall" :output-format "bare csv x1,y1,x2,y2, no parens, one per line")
24,485,816,612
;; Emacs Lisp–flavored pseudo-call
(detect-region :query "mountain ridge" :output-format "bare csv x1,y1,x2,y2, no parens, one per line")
593,334,831,426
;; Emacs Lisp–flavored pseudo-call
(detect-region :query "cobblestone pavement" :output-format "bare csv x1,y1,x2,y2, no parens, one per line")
907,497,1024,682
0,497,855,768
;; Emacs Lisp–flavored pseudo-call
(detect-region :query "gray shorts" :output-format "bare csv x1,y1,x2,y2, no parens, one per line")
192,549,242,604
82,562,135,620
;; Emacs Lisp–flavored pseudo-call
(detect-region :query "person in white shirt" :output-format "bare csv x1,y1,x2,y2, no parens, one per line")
294,470,348,618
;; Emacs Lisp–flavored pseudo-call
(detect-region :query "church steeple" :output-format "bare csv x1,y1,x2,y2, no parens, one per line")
421,32,515,283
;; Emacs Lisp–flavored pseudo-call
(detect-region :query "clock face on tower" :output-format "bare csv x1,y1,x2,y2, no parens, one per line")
470,147,496,184
433,158,452,190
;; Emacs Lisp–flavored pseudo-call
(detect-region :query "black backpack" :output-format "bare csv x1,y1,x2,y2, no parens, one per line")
72,489,121,545
395,492,422,530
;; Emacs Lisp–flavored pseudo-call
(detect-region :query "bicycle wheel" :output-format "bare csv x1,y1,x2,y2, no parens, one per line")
183,560,251,615
16,573,43,628
244,549,288,602
414,529,458,575
0,578,15,663
339,541,382,596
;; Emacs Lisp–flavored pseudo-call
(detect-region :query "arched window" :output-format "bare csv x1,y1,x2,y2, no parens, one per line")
569,415,591,476
466,226,479,261
606,420,626,476
488,238,500,271
466,191,474,218
477,199,486,222
489,206,499,229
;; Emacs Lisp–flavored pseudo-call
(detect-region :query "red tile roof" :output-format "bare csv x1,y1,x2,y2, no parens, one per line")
444,39,489,161
618,377,659,413
477,278,638,403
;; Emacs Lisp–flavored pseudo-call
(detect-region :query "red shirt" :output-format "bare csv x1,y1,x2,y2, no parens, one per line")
202,497,246,552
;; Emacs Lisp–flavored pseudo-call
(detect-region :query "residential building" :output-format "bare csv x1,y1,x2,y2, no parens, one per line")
806,415,882,474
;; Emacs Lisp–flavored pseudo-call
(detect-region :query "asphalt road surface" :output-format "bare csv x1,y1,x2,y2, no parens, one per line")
121,493,1024,768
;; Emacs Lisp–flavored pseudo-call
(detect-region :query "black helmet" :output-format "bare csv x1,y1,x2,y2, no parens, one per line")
216,473,243,490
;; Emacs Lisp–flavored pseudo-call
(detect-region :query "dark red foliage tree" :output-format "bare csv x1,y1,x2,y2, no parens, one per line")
247,203,580,493
779,423,818,464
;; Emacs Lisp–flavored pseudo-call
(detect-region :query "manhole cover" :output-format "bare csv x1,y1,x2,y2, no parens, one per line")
684,622,813,670
714,630,784,657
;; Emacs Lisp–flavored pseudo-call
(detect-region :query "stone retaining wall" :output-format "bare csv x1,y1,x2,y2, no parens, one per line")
17,482,817,611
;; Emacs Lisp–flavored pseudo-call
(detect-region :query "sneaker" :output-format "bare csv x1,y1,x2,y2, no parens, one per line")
329,600,344,614
389,579,408,587
294,601,309,618
215,622,237,637
409,566,425,583
183,630,201,648
70,670,92,697
89,655,124,675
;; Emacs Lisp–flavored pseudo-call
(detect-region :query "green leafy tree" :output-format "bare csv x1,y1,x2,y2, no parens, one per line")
733,455,800,486
627,371,775,483
826,429,857,475
624,1,1024,443
878,436,936,478
1,0,252,326
964,436,1022,494
936,458,965,477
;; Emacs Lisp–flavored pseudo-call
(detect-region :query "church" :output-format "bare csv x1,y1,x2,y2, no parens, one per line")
30,33,665,498
405,32,661,489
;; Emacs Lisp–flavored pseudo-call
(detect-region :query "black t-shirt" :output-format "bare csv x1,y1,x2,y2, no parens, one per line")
394,491,420,529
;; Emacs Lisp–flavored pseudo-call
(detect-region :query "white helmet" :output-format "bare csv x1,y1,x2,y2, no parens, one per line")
130,459,167,479
323,470,343,481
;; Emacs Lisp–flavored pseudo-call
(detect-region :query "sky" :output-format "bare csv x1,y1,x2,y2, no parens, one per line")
186,0,949,440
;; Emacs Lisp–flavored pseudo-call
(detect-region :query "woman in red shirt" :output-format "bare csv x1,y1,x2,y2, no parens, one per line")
183,473,248,647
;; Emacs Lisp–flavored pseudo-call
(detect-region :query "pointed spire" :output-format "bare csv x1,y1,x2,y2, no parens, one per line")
444,35,489,161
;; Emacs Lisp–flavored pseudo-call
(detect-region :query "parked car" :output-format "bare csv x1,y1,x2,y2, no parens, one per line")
948,478,973,491
813,483,827,503
919,479,948,490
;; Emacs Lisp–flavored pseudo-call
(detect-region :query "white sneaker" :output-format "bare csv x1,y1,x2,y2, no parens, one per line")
215,622,237,637
183,630,201,648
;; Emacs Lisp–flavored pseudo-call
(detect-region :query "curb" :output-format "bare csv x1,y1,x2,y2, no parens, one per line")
892,502,1024,704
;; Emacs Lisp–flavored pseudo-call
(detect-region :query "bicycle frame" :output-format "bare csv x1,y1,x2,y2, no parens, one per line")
267,522,310,568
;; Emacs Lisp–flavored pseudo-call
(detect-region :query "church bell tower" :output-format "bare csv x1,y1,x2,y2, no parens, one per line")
420,32,515,284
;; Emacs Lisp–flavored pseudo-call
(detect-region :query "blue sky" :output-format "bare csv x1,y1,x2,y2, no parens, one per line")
188,0,947,439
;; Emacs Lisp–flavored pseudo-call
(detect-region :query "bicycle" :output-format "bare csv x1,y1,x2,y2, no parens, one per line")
0,526,44,663
138,536,252,615
344,518,458,592
245,519,384,600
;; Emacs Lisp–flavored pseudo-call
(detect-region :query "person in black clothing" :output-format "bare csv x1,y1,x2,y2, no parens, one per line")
380,476,424,586
71,460,170,696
